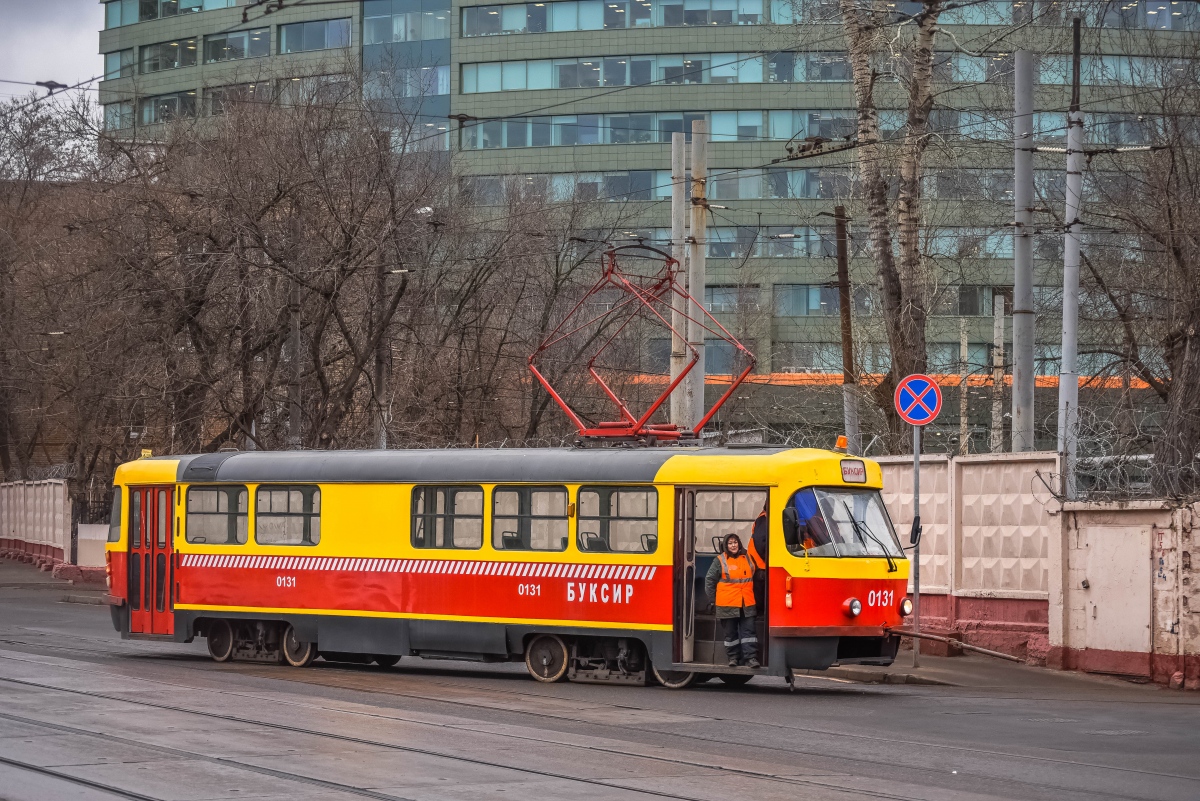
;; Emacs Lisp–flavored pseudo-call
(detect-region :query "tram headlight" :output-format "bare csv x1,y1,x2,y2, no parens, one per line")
900,597,913,617
843,597,862,617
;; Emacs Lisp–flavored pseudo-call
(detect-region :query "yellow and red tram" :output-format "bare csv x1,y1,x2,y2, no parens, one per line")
103,447,911,687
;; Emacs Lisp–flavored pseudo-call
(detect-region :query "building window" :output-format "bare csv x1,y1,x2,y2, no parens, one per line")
141,38,199,73
578,487,658,553
135,0,237,22
705,338,755,375
705,285,757,313
279,18,352,53
774,284,839,317
139,91,197,125
492,487,569,551
186,487,248,544
772,342,842,373
105,0,139,28
255,486,321,546
412,486,484,549
104,49,135,79
105,101,134,130
204,28,270,63
205,82,271,115
364,10,450,43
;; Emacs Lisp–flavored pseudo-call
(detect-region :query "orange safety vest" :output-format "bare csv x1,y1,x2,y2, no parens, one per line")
716,552,756,609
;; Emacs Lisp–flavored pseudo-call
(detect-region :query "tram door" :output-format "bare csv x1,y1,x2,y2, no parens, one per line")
673,488,697,663
127,486,175,636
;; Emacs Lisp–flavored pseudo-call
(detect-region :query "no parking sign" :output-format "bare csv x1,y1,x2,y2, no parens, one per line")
894,374,942,427
894,374,941,667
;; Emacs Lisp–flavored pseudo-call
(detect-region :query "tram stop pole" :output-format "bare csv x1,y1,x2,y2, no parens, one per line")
912,423,921,668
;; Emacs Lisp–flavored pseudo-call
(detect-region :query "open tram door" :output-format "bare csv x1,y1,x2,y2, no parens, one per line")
127,486,175,637
673,487,769,669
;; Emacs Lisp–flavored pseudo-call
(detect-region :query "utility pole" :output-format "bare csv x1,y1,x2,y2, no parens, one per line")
990,296,1006,452
834,205,860,455
288,217,303,450
686,120,708,432
373,262,389,450
288,277,302,449
1011,50,1036,452
959,317,969,456
670,132,690,429
1057,18,1084,499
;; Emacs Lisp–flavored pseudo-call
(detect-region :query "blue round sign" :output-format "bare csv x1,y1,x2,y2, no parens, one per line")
894,374,942,427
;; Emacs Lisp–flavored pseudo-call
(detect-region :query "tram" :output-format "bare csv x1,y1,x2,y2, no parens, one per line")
102,447,911,687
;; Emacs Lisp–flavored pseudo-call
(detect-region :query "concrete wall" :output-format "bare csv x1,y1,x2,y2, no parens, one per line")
876,452,1058,661
1051,502,1200,688
0,480,72,562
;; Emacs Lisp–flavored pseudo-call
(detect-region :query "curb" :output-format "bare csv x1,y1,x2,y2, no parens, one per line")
796,666,958,686
61,594,107,605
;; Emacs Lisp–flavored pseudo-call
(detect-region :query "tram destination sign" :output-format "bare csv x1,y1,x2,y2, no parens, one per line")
893,374,942,427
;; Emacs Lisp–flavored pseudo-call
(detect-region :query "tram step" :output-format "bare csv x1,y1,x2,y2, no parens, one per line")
672,663,768,675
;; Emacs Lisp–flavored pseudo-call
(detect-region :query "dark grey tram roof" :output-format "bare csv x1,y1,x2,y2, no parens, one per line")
173,447,789,484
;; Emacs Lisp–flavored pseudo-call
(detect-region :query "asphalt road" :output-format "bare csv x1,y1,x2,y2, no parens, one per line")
0,562,1197,801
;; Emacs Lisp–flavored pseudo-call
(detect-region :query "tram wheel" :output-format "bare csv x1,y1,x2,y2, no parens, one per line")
281,624,316,667
206,619,234,663
373,655,401,668
651,666,696,689
718,673,753,687
524,634,569,682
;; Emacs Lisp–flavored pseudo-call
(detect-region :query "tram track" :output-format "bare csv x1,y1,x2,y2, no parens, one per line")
0,657,928,801
0,753,161,801
0,648,1189,801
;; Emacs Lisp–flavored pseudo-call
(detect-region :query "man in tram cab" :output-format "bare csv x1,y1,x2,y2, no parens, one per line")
705,533,760,668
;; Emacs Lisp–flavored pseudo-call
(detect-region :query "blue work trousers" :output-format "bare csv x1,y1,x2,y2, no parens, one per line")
721,611,758,663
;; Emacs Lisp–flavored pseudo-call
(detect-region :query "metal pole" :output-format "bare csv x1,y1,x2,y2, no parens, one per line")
687,121,708,432
835,205,860,455
1012,50,1036,452
374,263,388,450
912,423,921,668
670,132,690,429
288,276,302,449
959,317,969,456
1057,18,1084,500
990,297,1006,452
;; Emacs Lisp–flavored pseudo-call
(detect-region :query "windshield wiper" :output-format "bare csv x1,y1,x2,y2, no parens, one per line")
843,501,896,573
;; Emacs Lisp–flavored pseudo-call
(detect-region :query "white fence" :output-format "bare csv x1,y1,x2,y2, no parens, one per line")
0,480,73,562
876,452,1058,600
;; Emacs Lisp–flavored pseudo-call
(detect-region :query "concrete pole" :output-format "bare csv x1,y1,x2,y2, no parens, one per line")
990,297,1006,452
1057,19,1084,499
1011,50,1036,452
959,317,969,456
687,121,708,432
288,277,302,449
669,133,690,429
834,206,860,455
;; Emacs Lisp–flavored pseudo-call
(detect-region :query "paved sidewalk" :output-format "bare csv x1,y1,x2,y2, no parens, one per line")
799,650,1191,697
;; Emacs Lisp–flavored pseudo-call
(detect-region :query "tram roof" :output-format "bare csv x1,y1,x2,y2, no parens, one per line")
125,446,853,485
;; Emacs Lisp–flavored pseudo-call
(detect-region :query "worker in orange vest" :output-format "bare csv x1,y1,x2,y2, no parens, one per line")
705,533,760,668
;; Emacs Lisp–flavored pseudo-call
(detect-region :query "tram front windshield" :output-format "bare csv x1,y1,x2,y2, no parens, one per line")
784,487,903,558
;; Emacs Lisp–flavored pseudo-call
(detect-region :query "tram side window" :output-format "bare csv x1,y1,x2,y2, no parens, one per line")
255,485,321,546
493,486,568,551
107,490,122,542
694,489,766,553
578,487,658,553
186,486,248,544
412,486,484,549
